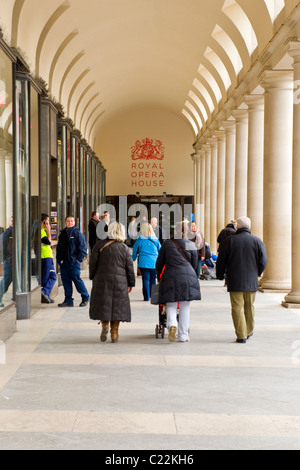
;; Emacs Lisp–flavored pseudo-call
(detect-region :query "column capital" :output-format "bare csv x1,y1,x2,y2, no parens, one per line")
287,41,300,64
202,143,211,153
222,120,236,133
244,94,264,110
191,153,201,164
261,70,294,91
232,109,248,122
214,130,226,141
193,141,202,153
207,136,218,148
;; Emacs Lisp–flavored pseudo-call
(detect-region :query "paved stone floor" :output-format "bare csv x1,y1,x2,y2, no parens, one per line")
0,268,300,450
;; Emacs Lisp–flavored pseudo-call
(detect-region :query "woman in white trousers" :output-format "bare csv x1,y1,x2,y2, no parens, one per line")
166,301,190,342
156,221,201,342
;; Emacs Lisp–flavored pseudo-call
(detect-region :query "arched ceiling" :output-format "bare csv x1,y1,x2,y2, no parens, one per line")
1,0,300,150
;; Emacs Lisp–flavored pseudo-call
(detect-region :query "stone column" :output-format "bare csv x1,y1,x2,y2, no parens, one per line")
191,153,201,228
232,109,248,219
203,144,211,244
283,43,300,306
222,120,236,224
215,130,226,236
244,94,264,240
260,70,293,292
199,149,205,233
208,137,218,253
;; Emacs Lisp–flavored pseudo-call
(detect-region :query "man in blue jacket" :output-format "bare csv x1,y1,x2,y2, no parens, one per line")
216,216,267,344
57,216,89,307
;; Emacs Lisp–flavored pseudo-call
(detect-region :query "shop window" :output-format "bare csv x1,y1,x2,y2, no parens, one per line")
30,86,40,288
0,50,13,310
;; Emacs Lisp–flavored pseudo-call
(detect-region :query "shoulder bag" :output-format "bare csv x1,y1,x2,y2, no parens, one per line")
100,240,116,253
171,238,191,264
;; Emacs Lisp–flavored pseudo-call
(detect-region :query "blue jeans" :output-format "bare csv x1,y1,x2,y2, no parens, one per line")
196,260,202,278
60,260,89,305
140,268,156,301
41,258,57,297
202,258,214,268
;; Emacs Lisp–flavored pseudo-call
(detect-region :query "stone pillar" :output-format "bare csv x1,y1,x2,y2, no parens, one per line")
222,120,236,224
208,137,218,253
203,144,211,244
232,109,248,219
215,130,226,236
260,70,293,292
191,153,201,228
199,149,205,233
283,43,300,306
244,94,264,240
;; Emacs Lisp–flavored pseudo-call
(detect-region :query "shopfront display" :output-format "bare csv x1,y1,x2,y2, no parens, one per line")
0,35,106,324
0,46,13,312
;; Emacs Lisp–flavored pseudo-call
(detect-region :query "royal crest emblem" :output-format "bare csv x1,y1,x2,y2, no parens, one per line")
131,138,165,160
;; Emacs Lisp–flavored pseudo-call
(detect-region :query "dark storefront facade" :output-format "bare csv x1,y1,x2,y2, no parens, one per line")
0,34,106,338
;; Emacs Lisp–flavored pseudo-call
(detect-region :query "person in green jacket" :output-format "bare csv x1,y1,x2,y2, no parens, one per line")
41,213,57,304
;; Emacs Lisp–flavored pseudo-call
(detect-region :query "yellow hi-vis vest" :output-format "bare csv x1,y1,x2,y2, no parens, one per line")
41,228,53,259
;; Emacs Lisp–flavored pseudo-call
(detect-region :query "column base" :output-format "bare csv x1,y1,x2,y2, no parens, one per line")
259,279,291,293
282,291,300,308
0,304,17,341
16,292,31,320
259,288,290,293
281,301,300,308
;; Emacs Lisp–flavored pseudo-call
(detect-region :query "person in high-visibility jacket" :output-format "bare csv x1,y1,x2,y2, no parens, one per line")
41,213,57,304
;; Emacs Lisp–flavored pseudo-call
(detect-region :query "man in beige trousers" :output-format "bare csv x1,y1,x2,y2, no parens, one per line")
216,216,267,343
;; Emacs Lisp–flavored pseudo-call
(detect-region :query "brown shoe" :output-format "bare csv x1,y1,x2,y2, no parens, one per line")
110,321,120,343
100,322,109,342
168,326,177,342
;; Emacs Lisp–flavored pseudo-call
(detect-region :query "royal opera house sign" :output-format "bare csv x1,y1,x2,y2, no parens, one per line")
130,138,165,188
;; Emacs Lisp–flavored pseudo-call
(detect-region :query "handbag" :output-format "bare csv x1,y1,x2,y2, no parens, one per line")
151,283,160,305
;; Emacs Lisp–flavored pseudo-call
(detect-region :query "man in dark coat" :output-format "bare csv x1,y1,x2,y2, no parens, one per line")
88,210,100,252
217,221,236,251
216,216,267,344
57,216,89,307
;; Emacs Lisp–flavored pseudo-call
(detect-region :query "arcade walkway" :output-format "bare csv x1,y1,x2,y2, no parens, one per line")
0,269,300,450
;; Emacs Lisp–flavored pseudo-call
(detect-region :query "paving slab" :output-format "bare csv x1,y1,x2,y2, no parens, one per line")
0,270,300,450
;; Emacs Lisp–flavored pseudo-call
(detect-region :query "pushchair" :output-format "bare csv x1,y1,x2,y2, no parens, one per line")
154,265,179,339
155,302,179,339
155,303,167,338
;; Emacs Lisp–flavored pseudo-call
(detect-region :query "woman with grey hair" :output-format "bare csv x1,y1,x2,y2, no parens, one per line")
89,222,135,343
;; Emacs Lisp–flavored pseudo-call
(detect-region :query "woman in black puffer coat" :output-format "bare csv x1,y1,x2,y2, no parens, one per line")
89,222,135,343
156,221,201,343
